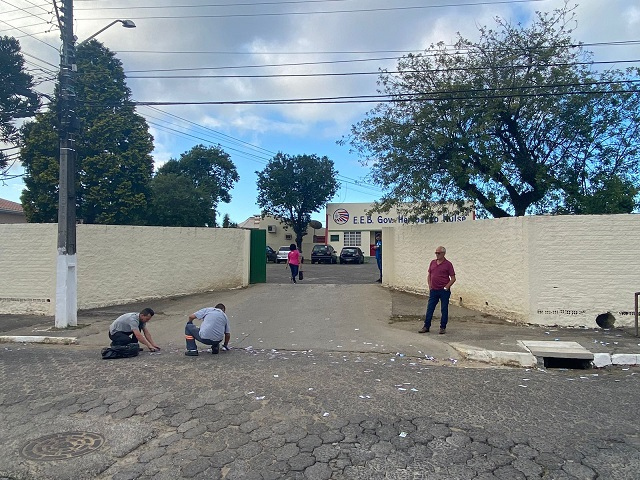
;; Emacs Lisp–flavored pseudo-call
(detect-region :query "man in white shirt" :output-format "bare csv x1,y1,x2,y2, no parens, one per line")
185,303,230,356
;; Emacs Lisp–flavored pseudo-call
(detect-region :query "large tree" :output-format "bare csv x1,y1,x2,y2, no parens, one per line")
256,153,339,249
0,36,39,175
20,40,154,224
345,4,640,218
148,144,239,227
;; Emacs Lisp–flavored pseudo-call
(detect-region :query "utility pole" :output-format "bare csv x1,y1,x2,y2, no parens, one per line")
55,0,77,328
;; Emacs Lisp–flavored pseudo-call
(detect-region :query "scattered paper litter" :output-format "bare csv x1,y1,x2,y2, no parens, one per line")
323,412,329,417
518,385,527,388
273,375,279,378
399,432,408,438
255,396,266,400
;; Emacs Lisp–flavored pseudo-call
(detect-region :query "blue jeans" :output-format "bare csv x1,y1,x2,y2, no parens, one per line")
376,256,382,278
289,264,299,282
424,289,451,329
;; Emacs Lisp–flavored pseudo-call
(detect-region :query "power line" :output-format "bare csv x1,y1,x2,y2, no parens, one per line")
129,85,640,107
0,18,58,51
115,40,640,57
78,0,546,20
140,107,381,192
122,59,640,80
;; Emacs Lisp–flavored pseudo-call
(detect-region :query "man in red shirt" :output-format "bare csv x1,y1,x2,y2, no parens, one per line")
419,246,456,334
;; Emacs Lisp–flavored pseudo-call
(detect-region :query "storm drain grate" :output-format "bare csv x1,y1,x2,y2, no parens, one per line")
21,432,104,460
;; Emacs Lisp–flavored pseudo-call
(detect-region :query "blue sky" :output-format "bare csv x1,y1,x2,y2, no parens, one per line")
2,0,639,224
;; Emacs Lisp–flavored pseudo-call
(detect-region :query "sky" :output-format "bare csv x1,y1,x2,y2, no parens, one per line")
1,0,639,225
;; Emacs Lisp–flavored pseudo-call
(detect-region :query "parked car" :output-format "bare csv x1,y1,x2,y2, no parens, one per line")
266,245,277,263
311,244,337,264
276,245,290,264
339,246,364,264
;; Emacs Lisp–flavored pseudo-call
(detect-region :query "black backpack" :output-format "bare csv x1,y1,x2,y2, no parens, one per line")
101,344,140,359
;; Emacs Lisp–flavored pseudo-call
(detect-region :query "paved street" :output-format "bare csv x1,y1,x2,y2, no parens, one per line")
1,344,639,480
1,262,639,479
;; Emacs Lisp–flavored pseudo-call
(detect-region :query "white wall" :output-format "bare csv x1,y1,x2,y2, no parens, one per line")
0,224,250,315
383,214,640,327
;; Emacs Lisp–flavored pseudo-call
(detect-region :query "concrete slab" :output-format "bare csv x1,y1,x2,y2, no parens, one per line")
518,340,594,360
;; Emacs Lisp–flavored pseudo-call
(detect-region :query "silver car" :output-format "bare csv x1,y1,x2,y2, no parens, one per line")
276,245,290,263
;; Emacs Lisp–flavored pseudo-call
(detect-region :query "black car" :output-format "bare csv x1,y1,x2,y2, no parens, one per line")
266,246,277,263
311,244,337,264
339,246,364,264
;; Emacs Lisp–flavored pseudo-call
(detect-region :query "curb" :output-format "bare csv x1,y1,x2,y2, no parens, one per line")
0,335,77,345
449,342,537,368
592,352,640,368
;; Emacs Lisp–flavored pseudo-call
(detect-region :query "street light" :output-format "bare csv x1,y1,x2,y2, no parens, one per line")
77,19,136,47
55,12,137,328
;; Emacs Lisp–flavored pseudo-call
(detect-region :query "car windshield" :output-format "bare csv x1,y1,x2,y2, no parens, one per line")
313,246,328,253
278,247,289,252
342,248,358,253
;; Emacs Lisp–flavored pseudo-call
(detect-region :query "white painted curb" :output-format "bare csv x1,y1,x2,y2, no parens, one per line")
450,342,537,368
0,335,77,345
592,353,612,368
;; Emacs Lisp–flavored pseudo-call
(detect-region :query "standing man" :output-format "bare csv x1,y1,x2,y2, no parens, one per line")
419,246,456,334
109,308,160,351
374,233,382,282
185,303,230,356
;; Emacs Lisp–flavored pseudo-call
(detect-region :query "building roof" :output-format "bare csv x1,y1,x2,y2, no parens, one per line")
237,215,262,229
0,198,24,214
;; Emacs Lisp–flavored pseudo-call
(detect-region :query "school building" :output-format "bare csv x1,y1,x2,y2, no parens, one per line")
324,203,474,256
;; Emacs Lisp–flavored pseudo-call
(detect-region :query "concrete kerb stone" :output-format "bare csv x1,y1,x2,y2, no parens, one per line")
0,335,77,345
449,342,537,368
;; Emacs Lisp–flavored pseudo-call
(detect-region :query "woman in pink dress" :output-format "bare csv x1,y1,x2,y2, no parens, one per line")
286,243,300,284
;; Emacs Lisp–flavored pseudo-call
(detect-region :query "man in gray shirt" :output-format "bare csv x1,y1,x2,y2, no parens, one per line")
185,303,230,356
109,308,160,352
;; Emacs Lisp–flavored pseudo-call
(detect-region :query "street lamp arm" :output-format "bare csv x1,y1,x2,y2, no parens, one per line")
77,19,136,47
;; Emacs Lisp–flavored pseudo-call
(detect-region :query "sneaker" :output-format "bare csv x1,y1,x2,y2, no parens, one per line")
439,328,446,334
211,345,220,354
418,327,429,333
185,350,199,356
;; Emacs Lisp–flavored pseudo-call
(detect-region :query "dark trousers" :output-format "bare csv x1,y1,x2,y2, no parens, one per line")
376,256,382,278
289,264,299,282
185,322,220,352
424,289,451,329
109,331,139,347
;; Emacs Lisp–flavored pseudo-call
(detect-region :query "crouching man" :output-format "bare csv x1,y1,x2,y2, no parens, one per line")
185,303,230,356
109,308,160,352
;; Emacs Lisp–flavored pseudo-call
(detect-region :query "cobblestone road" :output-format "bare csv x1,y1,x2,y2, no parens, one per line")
1,344,639,479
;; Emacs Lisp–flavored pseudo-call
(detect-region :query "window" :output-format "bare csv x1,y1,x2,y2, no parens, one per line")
330,234,339,242
343,231,361,246
285,234,292,240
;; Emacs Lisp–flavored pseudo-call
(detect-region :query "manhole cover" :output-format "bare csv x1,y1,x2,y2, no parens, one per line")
21,432,105,460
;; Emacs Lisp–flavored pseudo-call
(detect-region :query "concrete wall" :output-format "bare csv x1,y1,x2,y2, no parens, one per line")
0,224,250,315
383,214,640,327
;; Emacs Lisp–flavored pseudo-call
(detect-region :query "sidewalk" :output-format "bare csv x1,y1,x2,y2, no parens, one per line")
1,284,639,368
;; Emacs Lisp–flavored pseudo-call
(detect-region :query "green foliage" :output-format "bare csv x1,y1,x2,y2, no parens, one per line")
0,36,39,172
221,213,237,228
345,4,640,217
148,144,239,227
256,153,339,249
20,40,154,224
148,173,212,227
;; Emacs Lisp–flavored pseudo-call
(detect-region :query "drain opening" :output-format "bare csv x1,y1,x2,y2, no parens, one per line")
542,357,592,369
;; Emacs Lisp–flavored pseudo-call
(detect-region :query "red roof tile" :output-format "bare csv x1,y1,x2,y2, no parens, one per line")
0,198,24,213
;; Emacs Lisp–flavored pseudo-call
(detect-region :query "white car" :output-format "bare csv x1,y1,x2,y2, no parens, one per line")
276,246,290,263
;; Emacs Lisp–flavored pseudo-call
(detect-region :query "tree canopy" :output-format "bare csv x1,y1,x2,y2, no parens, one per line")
0,36,39,175
148,144,239,227
256,153,339,249
345,4,640,218
20,40,154,224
